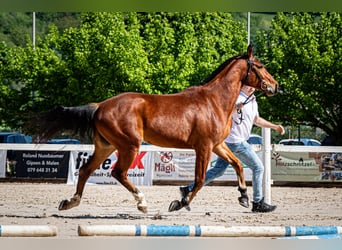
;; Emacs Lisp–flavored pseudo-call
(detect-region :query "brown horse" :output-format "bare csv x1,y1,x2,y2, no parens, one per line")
28,45,278,213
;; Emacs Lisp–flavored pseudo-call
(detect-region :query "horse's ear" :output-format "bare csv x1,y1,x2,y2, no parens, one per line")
247,44,253,59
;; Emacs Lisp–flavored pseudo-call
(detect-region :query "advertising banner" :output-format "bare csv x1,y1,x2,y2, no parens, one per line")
14,151,70,178
1,144,341,185
271,151,342,182
153,150,253,182
67,151,153,185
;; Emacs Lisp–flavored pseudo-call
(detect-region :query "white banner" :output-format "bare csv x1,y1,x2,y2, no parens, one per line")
153,150,253,181
0,150,6,177
67,149,254,186
271,151,342,182
67,151,153,185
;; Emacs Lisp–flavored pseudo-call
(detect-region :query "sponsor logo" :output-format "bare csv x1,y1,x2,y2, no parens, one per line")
154,162,176,173
75,151,147,170
160,152,173,163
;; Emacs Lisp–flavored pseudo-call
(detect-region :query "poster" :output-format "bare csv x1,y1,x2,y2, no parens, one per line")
271,151,342,182
153,150,253,182
67,150,153,185
14,150,69,178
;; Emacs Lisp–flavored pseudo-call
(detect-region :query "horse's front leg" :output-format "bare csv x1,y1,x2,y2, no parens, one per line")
111,150,148,213
169,149,211,212
132,188,148,213
59,146,114,210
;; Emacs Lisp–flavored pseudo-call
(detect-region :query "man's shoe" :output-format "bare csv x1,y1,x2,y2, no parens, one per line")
252,198,276,213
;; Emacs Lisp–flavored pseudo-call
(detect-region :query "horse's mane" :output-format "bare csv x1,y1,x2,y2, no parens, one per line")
199,53,248,85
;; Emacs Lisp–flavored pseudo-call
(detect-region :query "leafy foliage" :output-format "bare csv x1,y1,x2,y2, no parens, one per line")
0,12,246,129
2,12,341,145
256,12,341,144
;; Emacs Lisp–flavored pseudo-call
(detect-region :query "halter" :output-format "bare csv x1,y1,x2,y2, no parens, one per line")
235,60,269,125
243,58,275,94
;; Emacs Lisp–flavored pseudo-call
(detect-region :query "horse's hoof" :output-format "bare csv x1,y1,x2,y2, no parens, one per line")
58,199,69,210
58,196,80,211
238,196,249,208
138,205,148,213
168,200,183,212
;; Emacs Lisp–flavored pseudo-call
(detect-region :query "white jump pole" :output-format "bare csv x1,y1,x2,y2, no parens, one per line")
78,225,342,237
0,225,57,237
262,127,272,204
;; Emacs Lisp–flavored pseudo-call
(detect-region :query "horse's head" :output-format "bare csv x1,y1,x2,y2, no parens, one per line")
242,44,278,96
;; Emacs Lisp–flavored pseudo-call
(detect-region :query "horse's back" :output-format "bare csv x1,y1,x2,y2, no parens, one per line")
97,91,202,118
94,91,219,148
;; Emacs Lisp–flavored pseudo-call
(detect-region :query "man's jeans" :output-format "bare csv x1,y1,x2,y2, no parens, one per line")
187,141,264,202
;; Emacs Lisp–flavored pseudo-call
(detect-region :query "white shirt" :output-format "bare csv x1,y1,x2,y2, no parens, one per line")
225,91,259,143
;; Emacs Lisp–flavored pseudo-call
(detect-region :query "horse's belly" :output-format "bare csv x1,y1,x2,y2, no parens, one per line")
143,127,192,149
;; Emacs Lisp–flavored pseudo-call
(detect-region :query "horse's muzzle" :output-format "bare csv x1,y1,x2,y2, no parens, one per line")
267,85,276,95
263,81,278,96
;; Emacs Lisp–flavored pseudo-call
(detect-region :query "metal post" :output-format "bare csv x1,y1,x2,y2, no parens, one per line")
247,12,250,45
262,127,271,204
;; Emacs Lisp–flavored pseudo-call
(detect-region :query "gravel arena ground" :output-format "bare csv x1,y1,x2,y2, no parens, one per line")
0,183,341,239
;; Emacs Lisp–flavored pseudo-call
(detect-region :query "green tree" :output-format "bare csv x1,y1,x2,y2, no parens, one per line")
256,12,342,145
0,12,80,48
139,12,246,93
48,12,150,103
0,12,32,47
0,45,28,129
1,12,247,131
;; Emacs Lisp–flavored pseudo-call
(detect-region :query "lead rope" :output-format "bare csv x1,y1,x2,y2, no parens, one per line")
234,91,264,125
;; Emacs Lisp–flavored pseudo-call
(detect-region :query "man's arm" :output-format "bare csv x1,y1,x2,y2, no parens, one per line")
254,116,285,135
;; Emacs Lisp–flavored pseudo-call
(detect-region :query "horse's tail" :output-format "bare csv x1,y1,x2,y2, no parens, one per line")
26,104,99,141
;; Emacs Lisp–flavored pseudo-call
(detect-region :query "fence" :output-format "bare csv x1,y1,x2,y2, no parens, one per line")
1,129,341,204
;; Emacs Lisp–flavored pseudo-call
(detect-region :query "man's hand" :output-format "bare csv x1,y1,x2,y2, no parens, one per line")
236,103,244,110
278,125,285,135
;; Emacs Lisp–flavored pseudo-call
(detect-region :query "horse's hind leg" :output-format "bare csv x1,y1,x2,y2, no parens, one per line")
111,148,147,213
213,143,249,208
59,140,114,210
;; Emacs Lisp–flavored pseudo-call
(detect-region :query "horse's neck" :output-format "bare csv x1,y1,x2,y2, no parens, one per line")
205,61,245,112
208,80,241,114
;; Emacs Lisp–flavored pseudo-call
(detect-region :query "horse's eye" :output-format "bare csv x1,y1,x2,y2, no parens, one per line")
256,64,264,69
